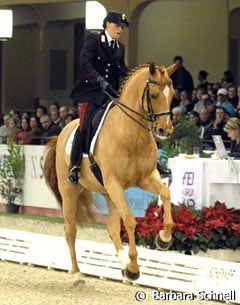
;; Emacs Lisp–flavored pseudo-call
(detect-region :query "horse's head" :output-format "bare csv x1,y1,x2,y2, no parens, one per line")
142,62,177,133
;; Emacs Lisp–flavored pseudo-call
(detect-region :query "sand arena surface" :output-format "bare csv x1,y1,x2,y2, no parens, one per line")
0,216,221,305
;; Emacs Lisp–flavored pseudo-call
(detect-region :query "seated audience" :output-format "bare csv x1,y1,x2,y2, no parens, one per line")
188,111,204,138
59,106,69,125
15,118,32,144
171,106,184,126
49,102,60,114
228,85,238,108
179,90,193,113
7,117,21,142
193,88,207,112
50,110,64,129
65,114,75,126
0,114,10,143
40,114,61,143
224,117,240,157
216,88,235,117
35,105,47,120
29,116,42,145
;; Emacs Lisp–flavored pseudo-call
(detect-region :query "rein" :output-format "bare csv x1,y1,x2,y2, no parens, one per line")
104,79,172,132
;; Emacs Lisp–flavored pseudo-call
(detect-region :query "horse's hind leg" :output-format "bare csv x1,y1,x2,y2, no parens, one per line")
103,195,129,270
104,179,140,280
60,185,85,284
139,170,173,249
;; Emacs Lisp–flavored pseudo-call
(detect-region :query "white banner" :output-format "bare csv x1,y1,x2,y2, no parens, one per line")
169,157,203,209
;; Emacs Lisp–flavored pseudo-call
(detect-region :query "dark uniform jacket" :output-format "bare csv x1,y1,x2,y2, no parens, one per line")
71,30,128,105
171,66,194,94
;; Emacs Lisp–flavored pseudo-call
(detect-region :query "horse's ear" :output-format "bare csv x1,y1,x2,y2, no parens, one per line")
165,63,178,76
149,62,156,75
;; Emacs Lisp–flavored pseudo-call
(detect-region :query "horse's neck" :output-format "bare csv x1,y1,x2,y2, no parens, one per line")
110,69,154,148
119,69,147,113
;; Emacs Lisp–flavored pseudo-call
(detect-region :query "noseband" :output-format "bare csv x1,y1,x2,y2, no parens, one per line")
111,78,172,132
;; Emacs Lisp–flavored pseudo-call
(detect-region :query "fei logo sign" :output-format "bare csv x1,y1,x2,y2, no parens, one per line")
169,159,203,209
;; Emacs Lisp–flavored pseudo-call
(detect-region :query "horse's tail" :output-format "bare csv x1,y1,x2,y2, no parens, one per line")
44,136,62,205
76,188,96,226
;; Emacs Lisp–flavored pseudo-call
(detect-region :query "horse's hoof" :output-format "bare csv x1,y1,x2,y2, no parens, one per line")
155,233,173,250
122,269,140,281
72,272,86,286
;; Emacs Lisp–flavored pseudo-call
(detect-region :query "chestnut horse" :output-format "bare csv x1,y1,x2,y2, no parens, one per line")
44,63,176,283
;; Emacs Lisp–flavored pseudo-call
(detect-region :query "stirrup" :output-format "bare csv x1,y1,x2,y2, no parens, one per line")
68,165,80,184
69,165,80,172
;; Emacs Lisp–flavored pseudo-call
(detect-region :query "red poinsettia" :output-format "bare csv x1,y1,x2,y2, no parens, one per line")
120,201,240,253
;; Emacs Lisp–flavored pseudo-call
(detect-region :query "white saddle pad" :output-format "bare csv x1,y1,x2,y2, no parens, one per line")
65,100,114,156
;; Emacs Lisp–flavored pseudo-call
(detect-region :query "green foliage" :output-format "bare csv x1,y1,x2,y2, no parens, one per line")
0,141,25,204
159,120,201,156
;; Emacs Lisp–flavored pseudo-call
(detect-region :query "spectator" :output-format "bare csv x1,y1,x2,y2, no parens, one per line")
216,88,235,117
171,55,194,94
21,111,30,120
179,90,193,113
40,114,61,143
59,106,69,124
199,107,214,140
221,70,234,89
6,117,21,142
50,110,64,129
172,106,184,126
203,97,216,118
49,102,60,114
228,85,238,108
196,70,209,91
0,114,10,143
223,117,240,157
9,110,21,128
29,116,42,145
35,105,47,120
15,118,32,144
188,110,204,138
211,106,230,141
193,88,207,113
68,107,78,118
65,114,75,126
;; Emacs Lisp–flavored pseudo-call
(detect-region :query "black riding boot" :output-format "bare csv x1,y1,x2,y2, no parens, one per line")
68,129,83,184
157,162,172,176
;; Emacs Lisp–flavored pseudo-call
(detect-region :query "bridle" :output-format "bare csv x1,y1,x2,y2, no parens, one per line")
106,78,172,132
142,79,172,122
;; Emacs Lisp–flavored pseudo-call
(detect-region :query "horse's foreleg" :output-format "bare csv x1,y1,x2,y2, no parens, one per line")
104,195,129,270
104,179,140,280
139,170,173,249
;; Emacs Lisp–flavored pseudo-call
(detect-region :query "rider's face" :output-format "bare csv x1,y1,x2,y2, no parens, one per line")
106,22,124,40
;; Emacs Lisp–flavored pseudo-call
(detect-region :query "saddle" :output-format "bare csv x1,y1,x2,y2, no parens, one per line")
83,100,115,185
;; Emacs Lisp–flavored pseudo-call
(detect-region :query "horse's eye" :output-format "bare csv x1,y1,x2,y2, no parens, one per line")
150,94,158,100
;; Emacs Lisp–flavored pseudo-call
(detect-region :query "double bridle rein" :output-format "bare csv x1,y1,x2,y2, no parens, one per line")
110,79,172,132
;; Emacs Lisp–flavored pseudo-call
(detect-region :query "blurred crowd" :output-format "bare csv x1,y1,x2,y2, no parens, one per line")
0,103,79,145
0,56,240,148
169,56,240,149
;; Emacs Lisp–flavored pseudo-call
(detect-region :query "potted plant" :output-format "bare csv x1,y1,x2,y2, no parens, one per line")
0,141,25,213
158,119,201,157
